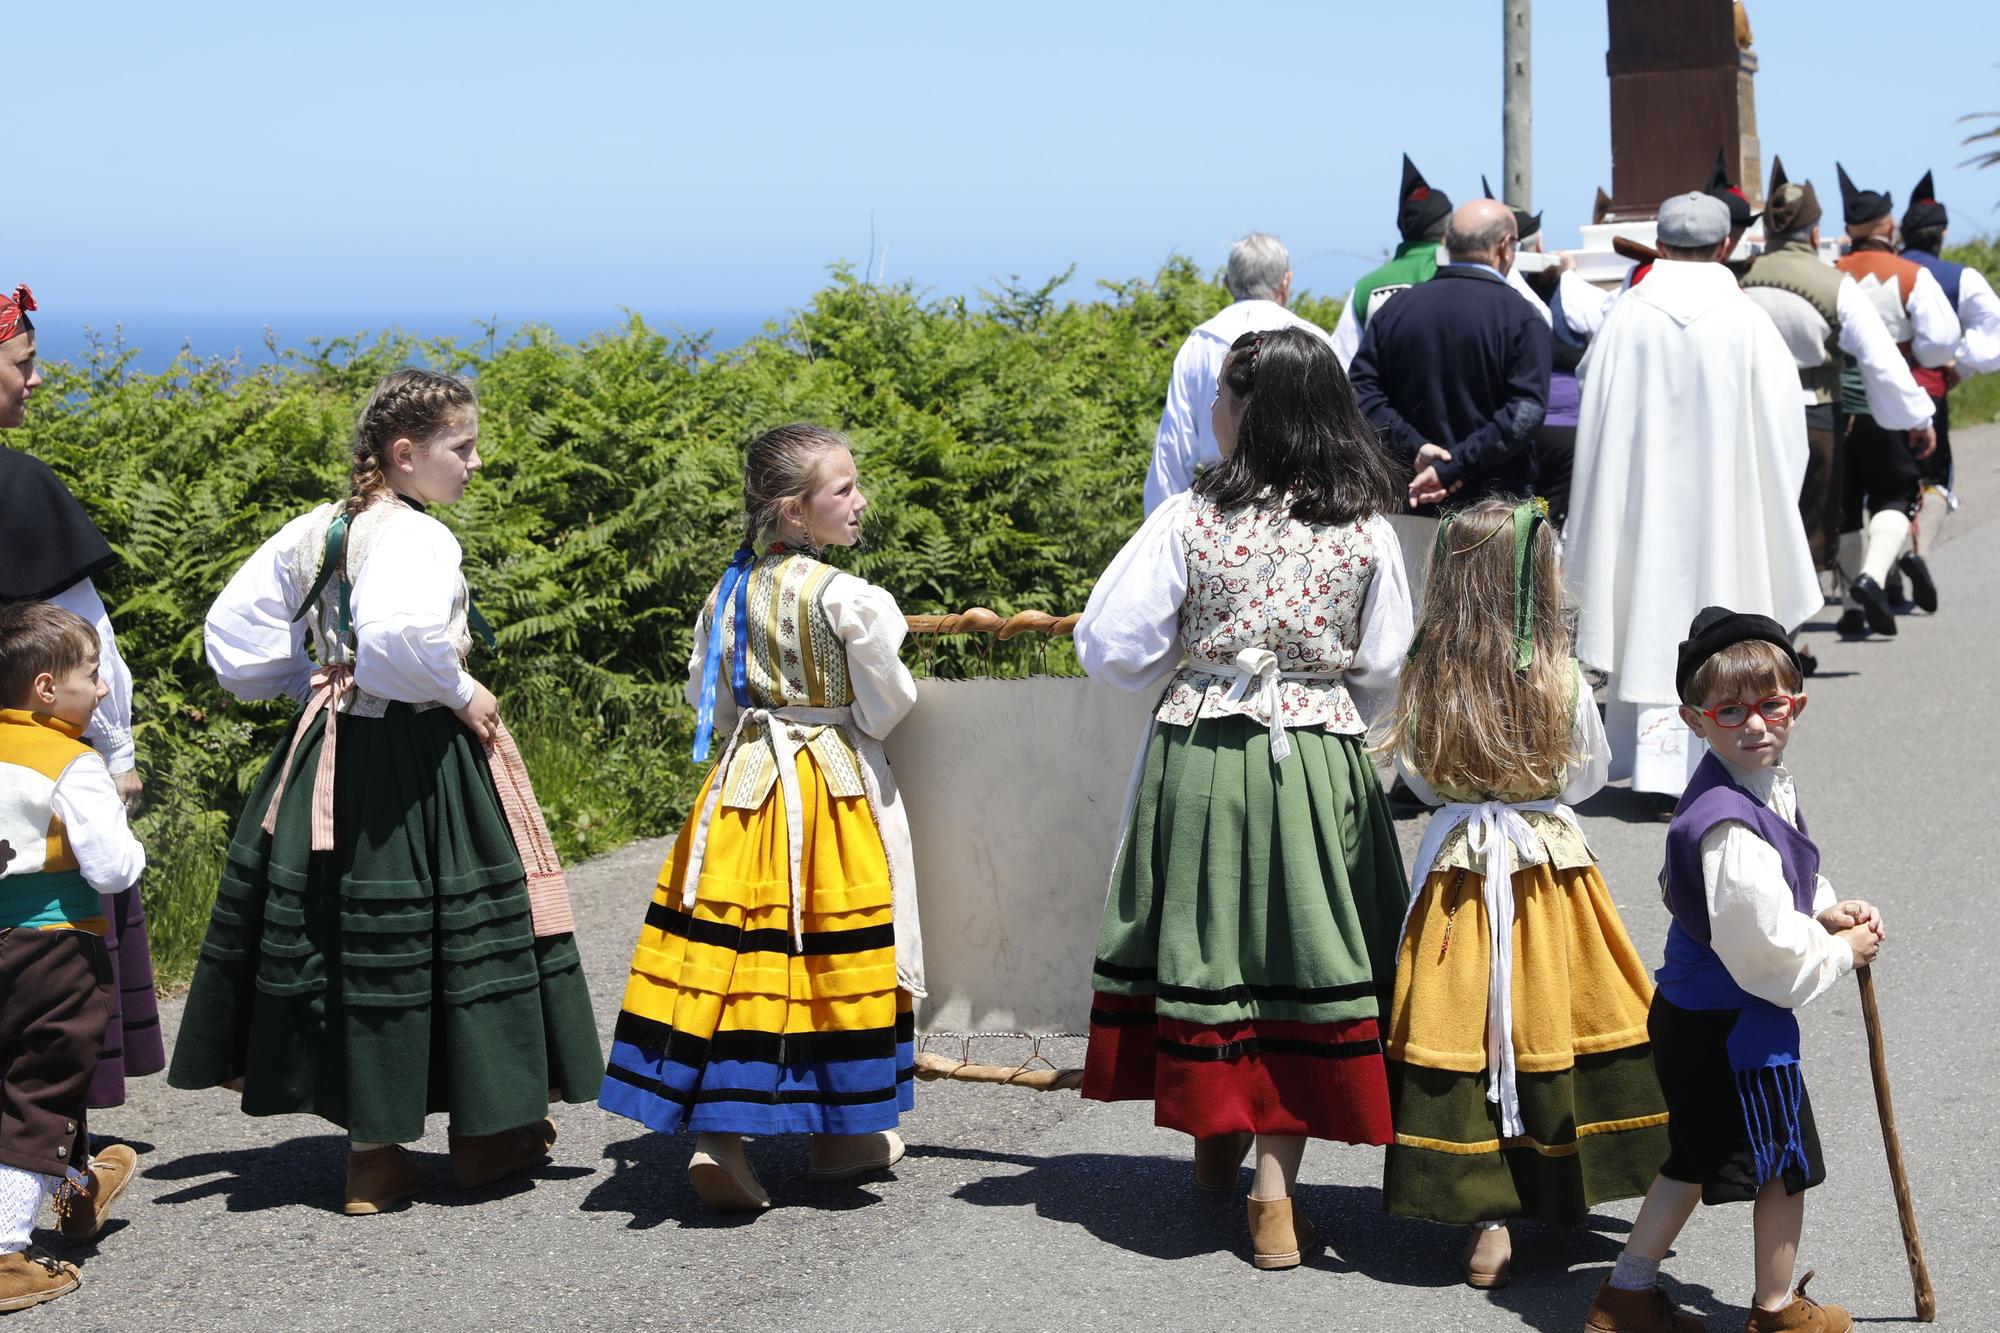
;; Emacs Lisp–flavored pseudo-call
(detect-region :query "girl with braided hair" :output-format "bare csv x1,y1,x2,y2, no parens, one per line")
1075,326,1413,1269
168,369,603,1215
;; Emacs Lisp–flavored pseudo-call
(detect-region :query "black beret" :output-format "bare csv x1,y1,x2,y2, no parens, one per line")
1675,606,1804,701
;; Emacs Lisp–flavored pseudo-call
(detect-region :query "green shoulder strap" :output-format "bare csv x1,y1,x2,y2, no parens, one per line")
290,512,353,636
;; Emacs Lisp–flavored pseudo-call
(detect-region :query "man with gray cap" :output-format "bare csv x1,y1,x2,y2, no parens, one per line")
1566,191,1820,801
1739,157,1936,655
1142,233,1333,515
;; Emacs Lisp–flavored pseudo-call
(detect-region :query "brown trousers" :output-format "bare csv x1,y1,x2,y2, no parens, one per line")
0,927,111,1178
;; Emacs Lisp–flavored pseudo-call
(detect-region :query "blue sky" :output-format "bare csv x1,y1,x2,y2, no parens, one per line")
14,0,2000,340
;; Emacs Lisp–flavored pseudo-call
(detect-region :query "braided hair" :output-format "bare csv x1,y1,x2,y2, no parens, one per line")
346,369,478,517
741,422,850,551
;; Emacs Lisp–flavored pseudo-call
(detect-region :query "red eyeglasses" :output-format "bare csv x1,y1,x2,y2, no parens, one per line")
1697,695,1803,729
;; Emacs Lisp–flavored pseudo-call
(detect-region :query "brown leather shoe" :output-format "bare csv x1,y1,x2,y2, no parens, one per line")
1193,1132,1253,1193
0,1248,80,1312
343,1144,436,1215
1246,1195,1319,1270
53,1144,138,1242
1462,1222,1512,1288
806,1129,906,1182
1584,1279,1705,1332
1743,1272,1852,1333
448,1117,558,1189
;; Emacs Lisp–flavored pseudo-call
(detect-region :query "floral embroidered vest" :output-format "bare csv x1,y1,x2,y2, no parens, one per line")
1155,496,1378,736
710,551,866,810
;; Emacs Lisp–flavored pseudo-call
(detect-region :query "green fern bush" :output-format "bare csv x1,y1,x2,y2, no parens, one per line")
18,257,1321,982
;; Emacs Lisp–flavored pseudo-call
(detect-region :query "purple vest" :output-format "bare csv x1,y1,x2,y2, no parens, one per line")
1662,752,1819,943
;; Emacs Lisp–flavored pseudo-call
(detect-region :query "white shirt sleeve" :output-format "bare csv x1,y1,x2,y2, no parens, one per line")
1143,339,1205,517
1075,494,1190,695
1906,267,1963,369
1557,268,1615,338
1700,820,1854,1009
47,578,134,775
1835,277,1934,431
1330,292,1362,371
1345,513,1413,727
205,511,320,704
821,575,918,741
1559,665,1612,806
1506,265,1554,326
350,515,477,710
1953,266,2000,378
50,753,145,894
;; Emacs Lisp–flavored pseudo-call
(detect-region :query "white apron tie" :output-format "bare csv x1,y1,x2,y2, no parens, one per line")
1217,647,1320,764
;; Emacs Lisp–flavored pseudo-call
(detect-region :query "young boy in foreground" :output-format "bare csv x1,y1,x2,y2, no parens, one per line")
0,602,146,1311
1587,607,1884,1333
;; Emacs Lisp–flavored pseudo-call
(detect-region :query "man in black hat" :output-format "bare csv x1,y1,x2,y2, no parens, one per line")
1738,159,1935,660
1894,171,2000,603
1830,165,1960,636
1329,154,1452,369
1703,147,1760,276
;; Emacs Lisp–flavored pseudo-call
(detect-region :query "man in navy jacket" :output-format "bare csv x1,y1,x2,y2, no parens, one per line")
1349,198,1551,554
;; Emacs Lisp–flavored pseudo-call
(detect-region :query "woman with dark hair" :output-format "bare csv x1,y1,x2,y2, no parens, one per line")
1074,325,1414,1269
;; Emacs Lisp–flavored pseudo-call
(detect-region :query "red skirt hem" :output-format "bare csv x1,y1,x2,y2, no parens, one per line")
1081,992,1393,1143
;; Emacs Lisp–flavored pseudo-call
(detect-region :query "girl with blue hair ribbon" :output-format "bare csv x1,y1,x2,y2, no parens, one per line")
600,423,923,1212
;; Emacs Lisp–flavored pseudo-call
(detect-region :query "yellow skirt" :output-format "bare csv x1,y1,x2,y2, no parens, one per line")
1382,861,1670,1223
598,749,914,1135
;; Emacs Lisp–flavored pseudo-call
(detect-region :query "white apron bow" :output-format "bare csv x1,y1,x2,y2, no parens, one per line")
1217,647,1319,764
680,703,854,953
1402,797,1577,1139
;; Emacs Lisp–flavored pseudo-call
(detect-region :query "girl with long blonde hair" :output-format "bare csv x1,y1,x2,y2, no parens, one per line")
1378,497,1667,1289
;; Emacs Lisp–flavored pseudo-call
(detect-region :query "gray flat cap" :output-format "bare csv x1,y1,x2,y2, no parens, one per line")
1656,191,1731,248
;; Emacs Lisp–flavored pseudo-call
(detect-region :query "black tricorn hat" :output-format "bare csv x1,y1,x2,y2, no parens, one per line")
1703,147,1759,228
1902,170,1947,234
1676,606,1805,701
1398,154,1453,241
1837,163,1893,227
1482,174,1542,240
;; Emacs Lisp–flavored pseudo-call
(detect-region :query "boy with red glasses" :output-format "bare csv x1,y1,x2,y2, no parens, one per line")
1585,607,1884,1333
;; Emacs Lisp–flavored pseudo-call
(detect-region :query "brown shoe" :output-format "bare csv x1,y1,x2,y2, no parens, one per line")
806,1129,906,1183
1193,1132,1253,1193
1584,1279,1705,1332
0,1248,81,1312
53,1144,138,1243
1246,1195,1319,1270
687,1146,771,1211
342,1144,436,1215
1743,1271,1852,1333
448,1118,558,1189
1462,1222,1512,1289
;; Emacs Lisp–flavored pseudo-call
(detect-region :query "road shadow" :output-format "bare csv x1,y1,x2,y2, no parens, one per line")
146,1133,588,1215
581,1132,892,1229
1575,787,1679,826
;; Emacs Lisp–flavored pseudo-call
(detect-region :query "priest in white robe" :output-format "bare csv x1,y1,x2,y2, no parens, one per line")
1565,193,1820,798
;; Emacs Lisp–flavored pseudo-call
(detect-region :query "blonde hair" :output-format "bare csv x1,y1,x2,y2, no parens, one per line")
346,369,478,518
1378,498,1578,796
742,422,850,549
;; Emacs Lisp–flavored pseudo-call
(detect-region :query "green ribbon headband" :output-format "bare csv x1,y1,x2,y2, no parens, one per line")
1406,496,1549,675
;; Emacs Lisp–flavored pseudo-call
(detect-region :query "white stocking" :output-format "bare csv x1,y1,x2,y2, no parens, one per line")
1837,531,1865,609
1861,510,1911,586
1914,486,1952,555
0,1165,55,1254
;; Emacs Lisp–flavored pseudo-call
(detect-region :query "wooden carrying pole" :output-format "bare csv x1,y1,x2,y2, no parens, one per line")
1856,966,1936,1322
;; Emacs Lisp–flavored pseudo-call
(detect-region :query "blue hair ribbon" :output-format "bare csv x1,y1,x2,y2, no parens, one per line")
691,545,757,762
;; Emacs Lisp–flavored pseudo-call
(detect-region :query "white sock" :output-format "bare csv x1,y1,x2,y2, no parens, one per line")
1837,530,1865,608
1608,1249,1662,1292
1861,510,1911,585
0,1165,56,1254
350,1140,391,1154
1915,487,1950,555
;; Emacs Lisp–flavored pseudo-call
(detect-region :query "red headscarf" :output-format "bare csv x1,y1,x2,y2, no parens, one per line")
0,285,36,343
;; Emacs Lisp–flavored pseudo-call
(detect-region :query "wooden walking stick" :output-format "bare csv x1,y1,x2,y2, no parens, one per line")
1856,965,1936,1322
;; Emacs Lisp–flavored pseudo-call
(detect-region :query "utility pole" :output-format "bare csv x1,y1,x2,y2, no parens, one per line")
1503,0,1532,211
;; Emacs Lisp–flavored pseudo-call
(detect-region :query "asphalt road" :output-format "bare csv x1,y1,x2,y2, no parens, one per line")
28,427,2000,1331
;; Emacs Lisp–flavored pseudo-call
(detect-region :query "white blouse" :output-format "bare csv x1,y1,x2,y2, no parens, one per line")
206,502,477,711
1075,493,1413,730
1699,761,1852,1010
49,751,147,894
47,577,135,776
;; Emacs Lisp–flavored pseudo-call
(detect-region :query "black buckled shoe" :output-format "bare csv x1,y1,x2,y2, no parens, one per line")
1848,576,1898,636
1895,552,1938,613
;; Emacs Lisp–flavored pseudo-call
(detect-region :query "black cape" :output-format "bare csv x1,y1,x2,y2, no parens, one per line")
0,445,116,600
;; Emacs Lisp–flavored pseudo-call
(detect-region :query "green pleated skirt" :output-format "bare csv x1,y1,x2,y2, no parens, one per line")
168,704,604,1143
1081,717,1409,1142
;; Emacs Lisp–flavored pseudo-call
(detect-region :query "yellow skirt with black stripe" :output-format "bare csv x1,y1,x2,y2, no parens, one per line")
1382,861,1670,1223
599,749,914,1135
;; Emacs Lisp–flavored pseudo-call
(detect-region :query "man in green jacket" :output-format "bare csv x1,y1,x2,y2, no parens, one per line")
1330,154,1452,368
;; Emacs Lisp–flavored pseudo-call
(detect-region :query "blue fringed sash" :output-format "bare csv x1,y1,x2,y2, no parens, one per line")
691,546,757,762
